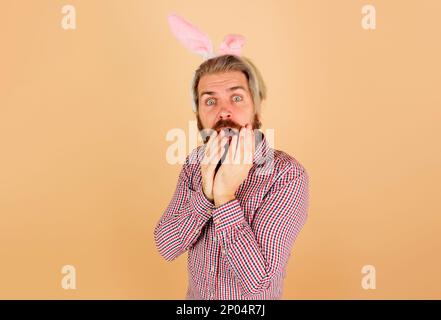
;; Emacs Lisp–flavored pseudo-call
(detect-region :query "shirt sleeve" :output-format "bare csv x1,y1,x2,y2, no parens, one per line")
154,155,215,261
211,165,309,297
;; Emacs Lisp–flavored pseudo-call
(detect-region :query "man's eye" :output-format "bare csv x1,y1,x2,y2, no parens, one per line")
233,95,243,102
206,98,215,106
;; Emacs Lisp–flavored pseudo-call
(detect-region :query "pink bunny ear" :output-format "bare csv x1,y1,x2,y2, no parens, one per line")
168,13,214,59
218,34,246,56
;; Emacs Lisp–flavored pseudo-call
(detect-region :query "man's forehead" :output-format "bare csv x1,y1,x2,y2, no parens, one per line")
198,71,249,93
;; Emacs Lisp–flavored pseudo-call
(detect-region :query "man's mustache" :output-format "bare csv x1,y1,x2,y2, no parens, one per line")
201,120,241,144
212,119,241,132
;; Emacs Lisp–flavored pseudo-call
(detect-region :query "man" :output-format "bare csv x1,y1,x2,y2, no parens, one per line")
154,54,309,299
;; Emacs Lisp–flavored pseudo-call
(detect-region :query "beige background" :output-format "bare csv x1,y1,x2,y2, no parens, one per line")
1,0,440,299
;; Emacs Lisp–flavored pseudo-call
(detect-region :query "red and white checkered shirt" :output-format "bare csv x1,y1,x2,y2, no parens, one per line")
154,132,309,299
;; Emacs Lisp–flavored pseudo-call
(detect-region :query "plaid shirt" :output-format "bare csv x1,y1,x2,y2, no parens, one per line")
154,132,309,299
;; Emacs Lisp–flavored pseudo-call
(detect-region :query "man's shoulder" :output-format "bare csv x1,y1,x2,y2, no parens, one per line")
267,148,308,185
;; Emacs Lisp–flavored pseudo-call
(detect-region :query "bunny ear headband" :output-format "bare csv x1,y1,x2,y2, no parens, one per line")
168,13,245,59
167,13,246,112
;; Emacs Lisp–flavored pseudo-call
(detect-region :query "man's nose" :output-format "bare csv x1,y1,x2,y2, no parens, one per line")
217,101,234,120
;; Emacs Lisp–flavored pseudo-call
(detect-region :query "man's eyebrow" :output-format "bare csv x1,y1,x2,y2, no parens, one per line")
228,86,247,92
199,86,247,98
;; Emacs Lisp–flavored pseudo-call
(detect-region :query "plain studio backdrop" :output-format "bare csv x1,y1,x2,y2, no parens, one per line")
0,0,440,299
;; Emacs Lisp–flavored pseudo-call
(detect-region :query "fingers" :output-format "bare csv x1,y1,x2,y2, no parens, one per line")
244,124,254,164
202,130,218,163
206,130,219,152
202,130,228,166
201,131,216,165
235,127,246,164
229,134,239,164
225,124,254,165
206,124,255,166
207,135,229,165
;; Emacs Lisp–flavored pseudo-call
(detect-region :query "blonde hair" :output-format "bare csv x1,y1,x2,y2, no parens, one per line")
191,55,267,114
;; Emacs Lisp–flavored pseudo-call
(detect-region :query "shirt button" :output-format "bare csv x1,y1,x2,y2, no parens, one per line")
214,218,220,225
213,236,217,242
222,249,226,255
210,266,215,272
207,209,212,214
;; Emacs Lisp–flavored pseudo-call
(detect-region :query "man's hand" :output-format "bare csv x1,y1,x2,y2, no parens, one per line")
213,124,255,207
201,130,229,202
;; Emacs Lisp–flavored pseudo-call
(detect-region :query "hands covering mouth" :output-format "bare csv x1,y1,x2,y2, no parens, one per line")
200,123,256,207
218,127,239,144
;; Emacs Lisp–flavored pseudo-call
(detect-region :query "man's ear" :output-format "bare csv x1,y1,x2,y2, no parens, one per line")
253,110,262,130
